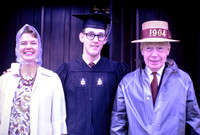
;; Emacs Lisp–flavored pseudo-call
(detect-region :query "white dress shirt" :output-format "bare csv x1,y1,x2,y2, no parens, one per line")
145,64,165,85
82,55,101,67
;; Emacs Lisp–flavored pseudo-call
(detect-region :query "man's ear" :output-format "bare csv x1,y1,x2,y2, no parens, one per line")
79,32,84,43
102,37,108,45
167,44,171,55
140,44,144,55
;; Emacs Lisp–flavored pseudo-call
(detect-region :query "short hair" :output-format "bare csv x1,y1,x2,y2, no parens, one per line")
15,24,42,65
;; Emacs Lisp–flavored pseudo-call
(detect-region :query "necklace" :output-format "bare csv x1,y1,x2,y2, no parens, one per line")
20,63,38,86
20,73,37,86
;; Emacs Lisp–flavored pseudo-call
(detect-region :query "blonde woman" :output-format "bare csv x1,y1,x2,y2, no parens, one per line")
0,24,67,135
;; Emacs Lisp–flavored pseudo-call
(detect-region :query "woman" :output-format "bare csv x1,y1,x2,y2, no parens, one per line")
0,24,67,135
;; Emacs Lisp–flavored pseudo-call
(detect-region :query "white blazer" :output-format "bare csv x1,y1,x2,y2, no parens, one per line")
0,63,67,135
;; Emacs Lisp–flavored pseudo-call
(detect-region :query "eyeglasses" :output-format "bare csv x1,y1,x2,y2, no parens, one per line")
83,32,107,41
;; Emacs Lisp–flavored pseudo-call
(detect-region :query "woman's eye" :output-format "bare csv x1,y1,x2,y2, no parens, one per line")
31,42,37,45
20,42,27,45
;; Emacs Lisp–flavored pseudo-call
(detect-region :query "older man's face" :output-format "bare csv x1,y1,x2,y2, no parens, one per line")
141,42,171,72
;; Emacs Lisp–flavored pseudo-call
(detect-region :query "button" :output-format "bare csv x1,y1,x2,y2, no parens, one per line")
147,96,150,100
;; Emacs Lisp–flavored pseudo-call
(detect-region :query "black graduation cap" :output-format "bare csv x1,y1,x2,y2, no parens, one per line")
72,13,118,30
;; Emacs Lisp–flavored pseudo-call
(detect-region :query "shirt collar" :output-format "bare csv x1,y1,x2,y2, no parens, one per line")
82,54,101,65
11,63,21,75
157,64,165,76
145,64,165,76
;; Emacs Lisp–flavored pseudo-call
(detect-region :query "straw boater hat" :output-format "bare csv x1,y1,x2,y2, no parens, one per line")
131,20,179,43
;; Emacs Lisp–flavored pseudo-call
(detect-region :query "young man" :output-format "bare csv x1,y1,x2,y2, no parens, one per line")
56,12,129,135
110,20,200,134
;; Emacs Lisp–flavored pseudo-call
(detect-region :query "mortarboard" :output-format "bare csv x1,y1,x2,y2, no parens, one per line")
72,12,117,30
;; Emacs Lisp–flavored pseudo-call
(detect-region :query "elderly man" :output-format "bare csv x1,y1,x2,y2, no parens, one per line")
110,20,200,135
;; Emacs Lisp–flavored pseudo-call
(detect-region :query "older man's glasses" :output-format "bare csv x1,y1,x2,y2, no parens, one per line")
84,32,107,41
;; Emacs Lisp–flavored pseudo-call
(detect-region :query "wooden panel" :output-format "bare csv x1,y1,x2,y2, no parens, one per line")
42,4,90,71
42,6,52,69
50,6,66,70
63,5,71,62
110,0,136,71
69,5,90,61
0,5,41,74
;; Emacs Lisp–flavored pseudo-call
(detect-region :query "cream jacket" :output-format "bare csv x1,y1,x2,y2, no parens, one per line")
0,63,67,135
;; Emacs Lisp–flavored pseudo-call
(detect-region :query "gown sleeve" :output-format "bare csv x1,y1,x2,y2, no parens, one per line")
116,63,129,83
55,63,69,86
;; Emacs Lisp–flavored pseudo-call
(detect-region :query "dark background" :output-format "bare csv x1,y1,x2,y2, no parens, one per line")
0,0,200,134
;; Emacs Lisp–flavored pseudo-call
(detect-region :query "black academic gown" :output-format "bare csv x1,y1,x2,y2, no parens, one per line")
56,57,129,135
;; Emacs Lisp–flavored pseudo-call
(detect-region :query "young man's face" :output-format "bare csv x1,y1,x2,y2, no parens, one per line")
79,28,107,59
141,42,171,72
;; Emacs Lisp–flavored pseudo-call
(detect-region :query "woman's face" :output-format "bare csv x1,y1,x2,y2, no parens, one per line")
19,33,39,63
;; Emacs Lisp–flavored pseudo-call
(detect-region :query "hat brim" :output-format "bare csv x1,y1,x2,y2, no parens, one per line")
131,38,180,43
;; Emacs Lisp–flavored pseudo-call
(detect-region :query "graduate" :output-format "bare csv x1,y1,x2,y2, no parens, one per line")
56,12,129,135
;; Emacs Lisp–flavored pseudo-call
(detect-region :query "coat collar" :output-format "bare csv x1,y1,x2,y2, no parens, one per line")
11,63,53,77
10,63,20,76
140,59,178,72
140,59,178,83
11,63,54,95
165,59,178,72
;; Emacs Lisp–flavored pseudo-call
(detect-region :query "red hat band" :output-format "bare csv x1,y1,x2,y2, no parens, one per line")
141,28,171,39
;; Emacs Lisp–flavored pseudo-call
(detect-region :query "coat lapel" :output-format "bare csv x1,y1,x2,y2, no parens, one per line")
31,67,43,95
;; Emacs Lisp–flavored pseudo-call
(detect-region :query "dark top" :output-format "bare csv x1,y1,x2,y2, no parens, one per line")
56,57,129,135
